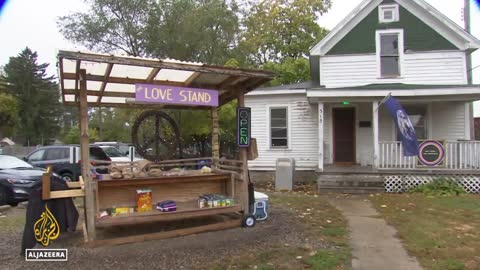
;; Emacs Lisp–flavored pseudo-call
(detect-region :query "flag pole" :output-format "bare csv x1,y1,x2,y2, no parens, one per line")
375,92,392,112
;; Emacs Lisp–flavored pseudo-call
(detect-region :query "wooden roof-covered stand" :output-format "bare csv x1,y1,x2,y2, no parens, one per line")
56,50,275,245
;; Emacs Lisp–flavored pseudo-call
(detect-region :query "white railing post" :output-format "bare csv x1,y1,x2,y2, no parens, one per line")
373,101,380,170
318,102,324,171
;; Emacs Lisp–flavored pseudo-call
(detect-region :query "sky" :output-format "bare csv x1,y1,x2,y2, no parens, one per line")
0,0,480,111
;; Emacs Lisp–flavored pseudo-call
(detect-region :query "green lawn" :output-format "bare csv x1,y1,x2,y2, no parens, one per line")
209,193,351,270
370,194,480,270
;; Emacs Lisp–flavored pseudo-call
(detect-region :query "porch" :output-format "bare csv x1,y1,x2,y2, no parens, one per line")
309,85,480,173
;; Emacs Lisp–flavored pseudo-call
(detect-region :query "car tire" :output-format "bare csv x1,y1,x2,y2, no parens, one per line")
0,187,8,206
241,214,256,228
60,172,74,182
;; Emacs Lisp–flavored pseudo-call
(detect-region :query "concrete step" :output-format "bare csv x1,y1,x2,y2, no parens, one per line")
317,173,385,193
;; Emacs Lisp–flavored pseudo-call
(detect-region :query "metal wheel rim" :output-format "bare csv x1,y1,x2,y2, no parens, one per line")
245,217,255,226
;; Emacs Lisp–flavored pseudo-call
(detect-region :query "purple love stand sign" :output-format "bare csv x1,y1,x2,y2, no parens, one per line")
135,84,218,107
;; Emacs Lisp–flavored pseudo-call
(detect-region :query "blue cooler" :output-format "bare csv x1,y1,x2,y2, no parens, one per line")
253,191,269,221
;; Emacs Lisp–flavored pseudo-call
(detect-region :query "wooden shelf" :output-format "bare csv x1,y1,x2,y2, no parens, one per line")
96,203,241,228
97,173,229,188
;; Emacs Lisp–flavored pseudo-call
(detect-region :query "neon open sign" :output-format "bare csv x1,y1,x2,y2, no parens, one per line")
237,107,251,147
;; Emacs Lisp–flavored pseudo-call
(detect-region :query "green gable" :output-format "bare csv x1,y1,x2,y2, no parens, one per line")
327,0,458,55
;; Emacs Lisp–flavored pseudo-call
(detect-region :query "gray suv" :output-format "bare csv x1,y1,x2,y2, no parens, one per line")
25,145,111,181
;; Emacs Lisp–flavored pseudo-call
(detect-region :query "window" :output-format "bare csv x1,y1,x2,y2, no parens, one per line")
28,149,45,162
270,107,288,148
45,148,69,160
396,105,428,140
379,4,399,23
377,30,403,78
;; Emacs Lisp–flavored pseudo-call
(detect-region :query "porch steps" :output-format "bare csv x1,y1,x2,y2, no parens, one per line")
317,173,385,194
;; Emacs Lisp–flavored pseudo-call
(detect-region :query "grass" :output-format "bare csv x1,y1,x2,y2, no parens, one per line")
208,192,351,270
370,194,480,270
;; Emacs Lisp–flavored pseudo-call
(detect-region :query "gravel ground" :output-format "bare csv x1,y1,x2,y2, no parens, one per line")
1,202,327,270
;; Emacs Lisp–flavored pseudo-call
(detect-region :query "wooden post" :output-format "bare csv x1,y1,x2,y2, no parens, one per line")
211,107,220,168
318,102,324,171
79,69,96,240
372,101,380,170
237,94,249,214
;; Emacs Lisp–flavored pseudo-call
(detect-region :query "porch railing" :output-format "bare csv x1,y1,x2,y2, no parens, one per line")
379,141,480,170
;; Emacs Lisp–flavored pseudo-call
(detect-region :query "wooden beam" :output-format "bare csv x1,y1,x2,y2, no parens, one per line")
58,50,276,78
211,107,220,166
74,60,81,102
217,75,245,90
237,93,249,214
96,63,114,105
59,59,66,103
90,219,241,247
48,189,85,199
65,89,135,98
146,67,161,82
184,72,201,86
79,69,96,241
41,167,52,200
63,72,185,87
63,101,212,110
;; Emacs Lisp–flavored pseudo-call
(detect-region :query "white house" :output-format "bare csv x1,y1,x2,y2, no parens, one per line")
246,0,480,192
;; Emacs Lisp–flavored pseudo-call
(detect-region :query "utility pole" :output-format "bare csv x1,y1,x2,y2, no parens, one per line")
464,0,473,84
464,0,475,140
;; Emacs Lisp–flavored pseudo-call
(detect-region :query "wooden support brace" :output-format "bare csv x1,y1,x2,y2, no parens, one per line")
89,219,241,247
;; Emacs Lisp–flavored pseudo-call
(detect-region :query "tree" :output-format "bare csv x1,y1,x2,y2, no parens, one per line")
58,0,156,56
146,0,240,64
3,48,62,145
0,93,18,138
263,57,310,86
239,0,330,85
58,0,240,64
240,0,331,65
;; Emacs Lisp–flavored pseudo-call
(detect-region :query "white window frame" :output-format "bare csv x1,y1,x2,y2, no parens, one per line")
378,4,399,23
376,29,404,78
267,105,291,150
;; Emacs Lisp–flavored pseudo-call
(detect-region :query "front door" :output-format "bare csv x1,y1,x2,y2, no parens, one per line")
333,108,356,164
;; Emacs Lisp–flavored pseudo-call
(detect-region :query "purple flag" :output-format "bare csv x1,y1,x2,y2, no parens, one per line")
384,96,419,156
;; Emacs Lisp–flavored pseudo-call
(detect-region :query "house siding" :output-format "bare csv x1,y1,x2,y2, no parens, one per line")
328,0,457,55
319,51,467,88
431,102,468,140
245,95,319,170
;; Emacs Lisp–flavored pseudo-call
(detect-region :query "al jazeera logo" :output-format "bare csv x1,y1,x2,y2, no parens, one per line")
25,205,68,261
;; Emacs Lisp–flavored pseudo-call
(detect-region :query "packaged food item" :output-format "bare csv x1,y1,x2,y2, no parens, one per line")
136,189,153,212
112,207,132,216
198,196,207,208
156,200,177,212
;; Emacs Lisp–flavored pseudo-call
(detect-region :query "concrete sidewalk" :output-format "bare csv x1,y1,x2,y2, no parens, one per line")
327,195,423,270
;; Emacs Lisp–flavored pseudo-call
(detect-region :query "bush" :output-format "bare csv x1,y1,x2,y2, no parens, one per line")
409,178,466,196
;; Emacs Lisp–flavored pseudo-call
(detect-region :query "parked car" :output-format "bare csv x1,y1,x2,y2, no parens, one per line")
98,145,143,162
0,155,46,205
25,145,111,181
94,142,131,155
